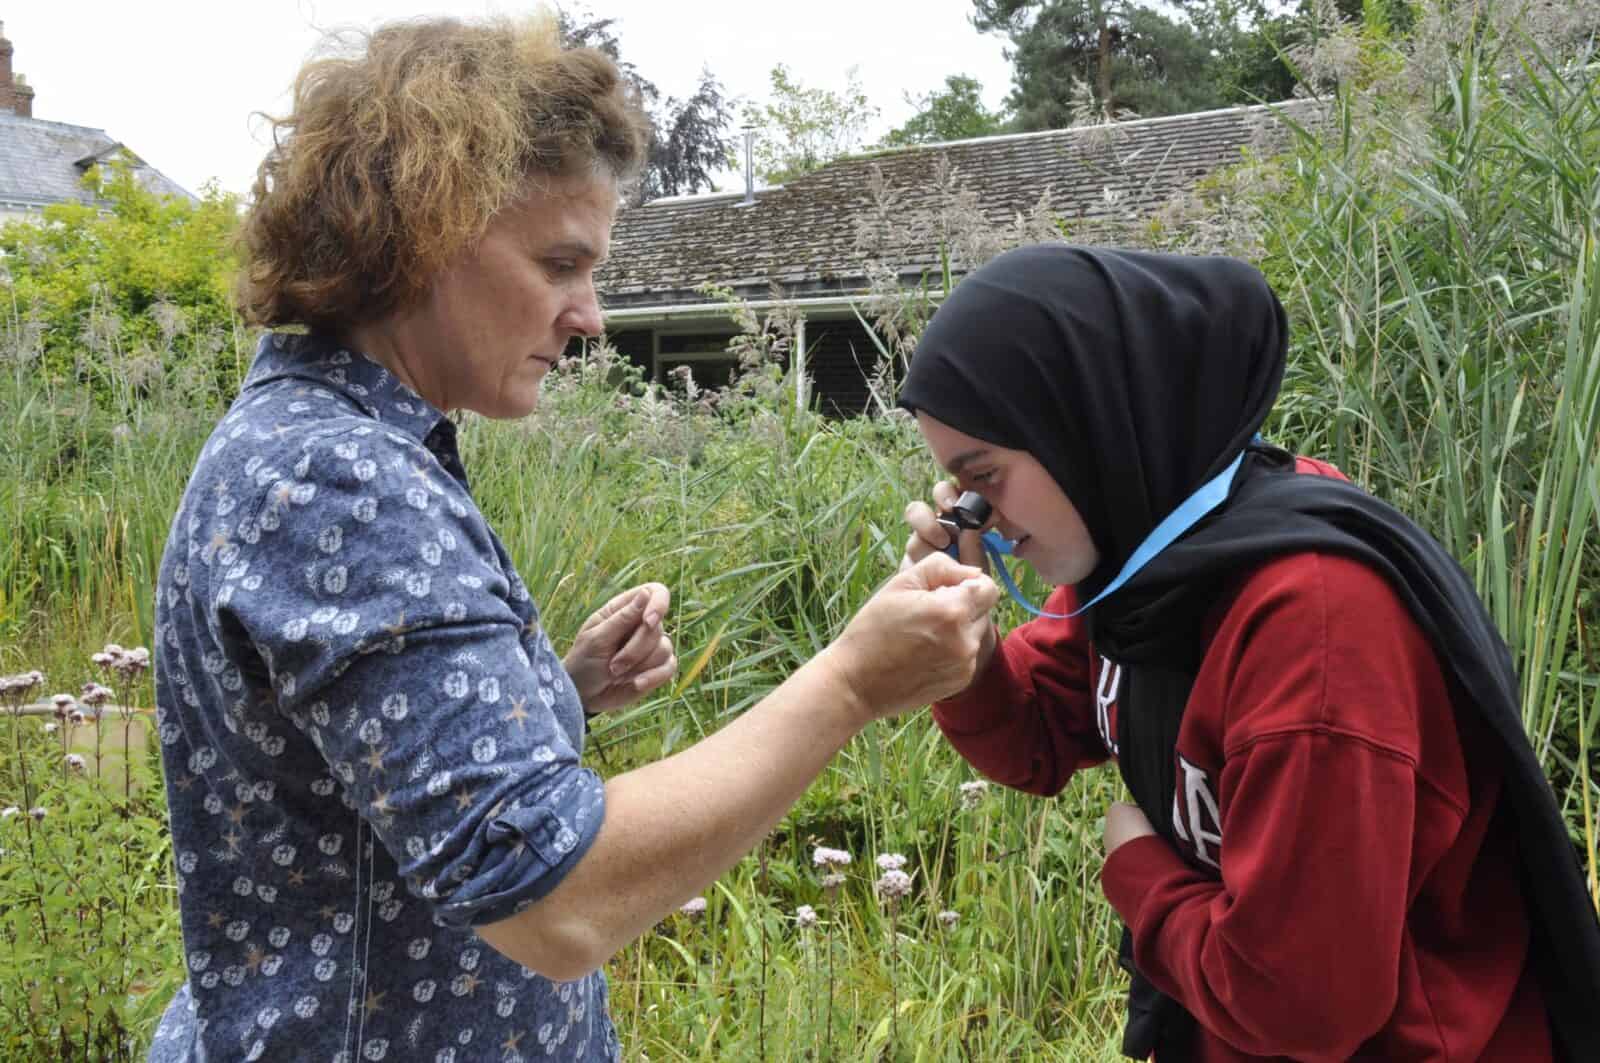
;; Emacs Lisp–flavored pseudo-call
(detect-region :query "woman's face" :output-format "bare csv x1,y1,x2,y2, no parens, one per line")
916,411,1101,587
386,171,617,419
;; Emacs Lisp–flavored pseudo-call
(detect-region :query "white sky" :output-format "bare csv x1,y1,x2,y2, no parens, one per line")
5,1,1015,199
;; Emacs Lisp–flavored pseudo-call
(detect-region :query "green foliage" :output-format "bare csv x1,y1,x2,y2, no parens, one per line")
0,158,246,407
973,0,1298,129
740,64,880,184
1200,0,1303,104
0,362,229,646
1345,0,1415,36
1255,14,1600,836
554,6,735,202
880,75,1010,147
0,663,180,1061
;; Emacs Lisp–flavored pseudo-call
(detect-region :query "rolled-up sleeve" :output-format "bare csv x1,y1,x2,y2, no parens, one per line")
212,421,604,928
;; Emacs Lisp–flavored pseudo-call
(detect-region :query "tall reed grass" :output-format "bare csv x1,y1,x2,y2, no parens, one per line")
1262,28,1600,857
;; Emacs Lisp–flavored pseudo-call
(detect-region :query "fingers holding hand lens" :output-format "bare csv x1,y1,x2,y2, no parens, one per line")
903,480,990,574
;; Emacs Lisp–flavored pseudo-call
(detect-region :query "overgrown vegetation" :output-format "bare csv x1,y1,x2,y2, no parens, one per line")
1,4,1596,1058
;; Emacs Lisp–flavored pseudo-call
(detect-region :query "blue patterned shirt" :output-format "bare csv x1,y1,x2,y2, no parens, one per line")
148,333,617,1062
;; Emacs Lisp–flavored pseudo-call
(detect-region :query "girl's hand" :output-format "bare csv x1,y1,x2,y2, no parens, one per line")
901,480,990,573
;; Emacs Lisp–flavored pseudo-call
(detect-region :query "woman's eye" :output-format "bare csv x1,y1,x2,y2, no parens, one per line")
546,259,578,276
968,471,994,486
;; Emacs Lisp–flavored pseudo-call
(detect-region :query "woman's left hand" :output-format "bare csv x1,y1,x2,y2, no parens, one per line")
1104,801,1157,858
564,583,677,715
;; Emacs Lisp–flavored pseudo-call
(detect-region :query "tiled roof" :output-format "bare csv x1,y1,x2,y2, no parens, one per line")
0,111,192,212
599,98,1321,309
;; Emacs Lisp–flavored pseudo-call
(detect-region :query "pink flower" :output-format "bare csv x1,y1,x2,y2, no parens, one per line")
64,754,86,772
80,683,114,707
819,872,846,891
958,780,990,810
95,644,150,680
0,670,46,699
795,904,818,930
875,853,907,872
937,910,960,930
875,869,912,901
678,896,707,917
28,807,47,822
812,846,852,869
109,646,150,680
51,694,75,718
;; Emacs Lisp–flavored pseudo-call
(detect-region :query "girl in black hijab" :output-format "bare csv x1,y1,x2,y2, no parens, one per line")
898,243,1599,1061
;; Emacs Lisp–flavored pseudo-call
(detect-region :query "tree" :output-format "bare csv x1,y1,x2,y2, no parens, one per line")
0,159,243,395
556,6,734,202
1329,0,1414,35
739,65,880,185
1205,1,1302,106
880,75,1009,147
642,69,735,201
973,0,1299,130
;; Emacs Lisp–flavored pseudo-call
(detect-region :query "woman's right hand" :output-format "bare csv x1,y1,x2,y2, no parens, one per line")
826,552,1001,721
496,552,1001,980
900,482,1000,682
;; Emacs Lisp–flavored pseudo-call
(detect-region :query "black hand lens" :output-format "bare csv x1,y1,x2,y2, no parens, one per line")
937,491,992,541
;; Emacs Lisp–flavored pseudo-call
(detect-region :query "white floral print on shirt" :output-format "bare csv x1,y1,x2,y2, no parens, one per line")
148,332,617,1062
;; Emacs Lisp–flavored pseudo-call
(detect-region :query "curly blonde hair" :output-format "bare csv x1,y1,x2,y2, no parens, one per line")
235,13,650,330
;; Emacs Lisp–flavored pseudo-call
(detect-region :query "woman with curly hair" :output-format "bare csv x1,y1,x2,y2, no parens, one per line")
147,15,999,1061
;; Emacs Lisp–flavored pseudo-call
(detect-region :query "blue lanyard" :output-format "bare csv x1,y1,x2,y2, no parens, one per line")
945,448,1250,619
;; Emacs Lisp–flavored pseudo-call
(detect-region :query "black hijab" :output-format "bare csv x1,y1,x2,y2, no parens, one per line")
899,244,1600,1061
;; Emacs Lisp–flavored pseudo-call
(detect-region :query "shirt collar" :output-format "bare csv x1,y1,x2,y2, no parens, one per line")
240,331,450,446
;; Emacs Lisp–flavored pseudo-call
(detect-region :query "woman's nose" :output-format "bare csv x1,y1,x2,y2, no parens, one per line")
563,282,604,338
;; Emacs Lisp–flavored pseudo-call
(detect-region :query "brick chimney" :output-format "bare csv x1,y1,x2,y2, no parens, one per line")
0,21,32,117
0,22,15,113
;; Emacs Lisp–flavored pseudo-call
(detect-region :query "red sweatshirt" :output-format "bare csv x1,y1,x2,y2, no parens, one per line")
932,458,1552,1061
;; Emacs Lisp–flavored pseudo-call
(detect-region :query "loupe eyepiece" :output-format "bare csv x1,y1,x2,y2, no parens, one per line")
938,491,993,537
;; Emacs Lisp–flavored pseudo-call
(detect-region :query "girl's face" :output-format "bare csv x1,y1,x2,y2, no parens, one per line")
916,412,1101,587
